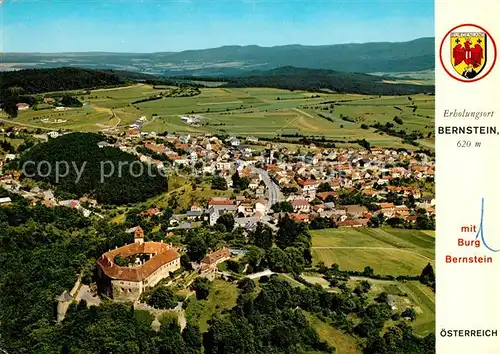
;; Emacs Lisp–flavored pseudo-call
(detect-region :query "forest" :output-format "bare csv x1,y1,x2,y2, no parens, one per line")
176,66,435,95
19,132,168,205
0,197,435,353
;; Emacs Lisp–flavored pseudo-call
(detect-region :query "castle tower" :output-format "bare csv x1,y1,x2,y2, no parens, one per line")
134,226,144,244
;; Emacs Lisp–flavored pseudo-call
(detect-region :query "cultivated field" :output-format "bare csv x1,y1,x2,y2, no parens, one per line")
4,84,435,150
311,227,435,276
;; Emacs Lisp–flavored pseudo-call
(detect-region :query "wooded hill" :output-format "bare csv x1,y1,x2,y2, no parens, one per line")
19,132,168,205
177,66,435,95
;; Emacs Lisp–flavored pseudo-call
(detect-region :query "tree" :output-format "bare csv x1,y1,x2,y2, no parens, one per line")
216,213,235,231
180,254,192,270
393,116,404,125
226,259,243,273
419,263,435,286
243,246,266,272
192,277,211,300
250,222,274,249
375,292,388,303
401,307,417,321
368,215,381,228
237,278,256,294
271,201,293,213
211,176,228,190
285,247,305,274
182,323,202,350
317,182,332,192
363,266,374,277
266,247,289,273
186,235,208,262
147,287,177,309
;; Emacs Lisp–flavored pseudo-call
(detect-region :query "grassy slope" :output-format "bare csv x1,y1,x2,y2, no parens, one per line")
185,279,239,333
304,312,361,354
310,227,435,276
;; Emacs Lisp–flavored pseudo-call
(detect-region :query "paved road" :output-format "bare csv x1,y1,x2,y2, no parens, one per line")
253,167,283,208
247,269,275,279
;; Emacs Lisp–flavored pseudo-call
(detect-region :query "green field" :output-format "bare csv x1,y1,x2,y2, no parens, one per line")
311,227,434,276
2,84,435,150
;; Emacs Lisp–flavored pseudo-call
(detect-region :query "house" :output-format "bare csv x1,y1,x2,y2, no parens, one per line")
208,201,238,226
254,199,267,215
46,131,61,139
179,134,191,144
0,197,12,205
186,210,203,220
43,97,55,104
337,219,369,228
291,199,310,213
199,248,231,274
180,115,201,125
343,205,368,218
191,204,203,212
138,208,161,217
127,128,140,136
208,199,234,207
297,179,318,199
227,137,240,147
292,214,310,223
387,295,397,310
16,103,30,111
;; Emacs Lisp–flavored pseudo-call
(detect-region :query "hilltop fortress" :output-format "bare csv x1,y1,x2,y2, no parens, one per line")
96,227,181,302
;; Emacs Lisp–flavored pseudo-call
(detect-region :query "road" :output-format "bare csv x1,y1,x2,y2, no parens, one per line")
246,269,275,279
253,167,283,208
0,117,55,131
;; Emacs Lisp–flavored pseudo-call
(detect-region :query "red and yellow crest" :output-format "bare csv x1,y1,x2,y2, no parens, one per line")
450,32,486,79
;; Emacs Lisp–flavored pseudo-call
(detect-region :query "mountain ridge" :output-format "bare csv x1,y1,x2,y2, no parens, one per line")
0,37,435,76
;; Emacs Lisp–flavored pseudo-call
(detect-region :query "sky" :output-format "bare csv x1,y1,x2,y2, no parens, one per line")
0,0,434,53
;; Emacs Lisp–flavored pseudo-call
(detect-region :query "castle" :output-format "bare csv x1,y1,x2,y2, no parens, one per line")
96,227,181,301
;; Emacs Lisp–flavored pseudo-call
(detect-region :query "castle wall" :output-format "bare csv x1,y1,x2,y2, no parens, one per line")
111,279,143,302
143,258,181,288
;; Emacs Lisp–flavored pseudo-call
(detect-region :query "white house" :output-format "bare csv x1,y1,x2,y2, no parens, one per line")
47,131,60,139
254,199,267,215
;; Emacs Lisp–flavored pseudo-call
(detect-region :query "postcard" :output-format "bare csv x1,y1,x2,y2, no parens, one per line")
0,0,497,353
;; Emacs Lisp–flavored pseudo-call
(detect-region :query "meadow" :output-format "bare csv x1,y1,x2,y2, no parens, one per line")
311,227,435,276
3,84,435,150
184,279,238,332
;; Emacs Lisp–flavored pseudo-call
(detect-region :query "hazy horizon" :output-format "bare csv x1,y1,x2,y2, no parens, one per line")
1,36,435,55
1,0,434,53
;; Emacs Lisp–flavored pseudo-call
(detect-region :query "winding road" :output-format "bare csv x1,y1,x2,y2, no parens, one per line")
253,167,283,208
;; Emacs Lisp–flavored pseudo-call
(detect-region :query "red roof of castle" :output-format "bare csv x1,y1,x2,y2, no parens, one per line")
97,242,179,282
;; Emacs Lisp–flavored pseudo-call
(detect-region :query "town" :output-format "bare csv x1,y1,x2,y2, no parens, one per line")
0,126,435,231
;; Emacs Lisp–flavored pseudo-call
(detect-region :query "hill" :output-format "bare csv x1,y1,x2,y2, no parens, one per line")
216,66,434,95
20,132,168,205
0,67,161,95
1,37,434,76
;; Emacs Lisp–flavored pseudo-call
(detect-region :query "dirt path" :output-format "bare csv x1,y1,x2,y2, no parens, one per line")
0,117,54,130
91,83,145,92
